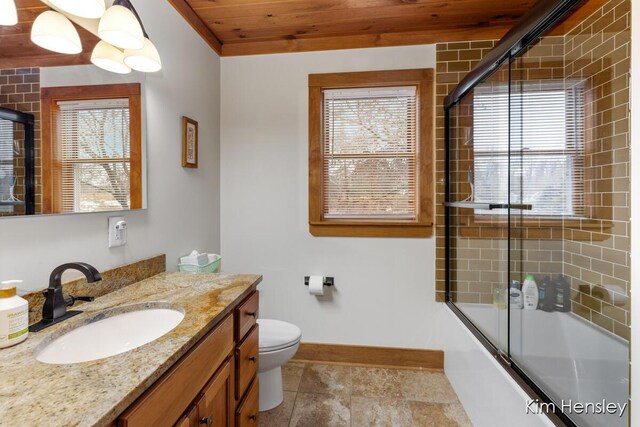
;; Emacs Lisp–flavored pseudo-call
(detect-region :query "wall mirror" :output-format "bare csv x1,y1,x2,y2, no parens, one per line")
0,0,151,218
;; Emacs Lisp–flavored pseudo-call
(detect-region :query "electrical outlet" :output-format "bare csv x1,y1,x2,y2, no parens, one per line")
108,216,127,248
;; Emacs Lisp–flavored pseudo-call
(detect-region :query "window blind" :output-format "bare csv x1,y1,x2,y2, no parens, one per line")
0,119,13,213
54,98,131,213
322,86,418,219
472,82,585,217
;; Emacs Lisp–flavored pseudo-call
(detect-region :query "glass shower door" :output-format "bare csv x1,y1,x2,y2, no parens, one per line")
447,60,512,355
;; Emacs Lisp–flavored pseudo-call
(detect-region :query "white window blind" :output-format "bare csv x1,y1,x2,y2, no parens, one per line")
54,98,131,213
472,82,585,217
322,86,418,219
0,119,14,213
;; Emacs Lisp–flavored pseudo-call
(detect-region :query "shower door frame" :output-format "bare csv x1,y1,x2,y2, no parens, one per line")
443,1,587,426
0,107,36,215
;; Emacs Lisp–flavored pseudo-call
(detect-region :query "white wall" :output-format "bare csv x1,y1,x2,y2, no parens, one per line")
220,46,444,349
630,1,639,425
0,0,221,292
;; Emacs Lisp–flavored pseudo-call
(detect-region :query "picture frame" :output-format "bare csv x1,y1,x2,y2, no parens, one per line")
182,116,198,168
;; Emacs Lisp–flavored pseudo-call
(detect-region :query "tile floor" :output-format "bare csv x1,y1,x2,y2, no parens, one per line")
258,362,472,427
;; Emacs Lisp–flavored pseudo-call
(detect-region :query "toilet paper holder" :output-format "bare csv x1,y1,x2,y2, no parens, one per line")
304,276,334,287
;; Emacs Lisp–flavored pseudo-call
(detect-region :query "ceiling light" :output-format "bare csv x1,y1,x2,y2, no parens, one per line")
48,0,106,19
124,37,161,72
91,41,132,74
30,10,82,54
98,4,144,50
0,0,18,26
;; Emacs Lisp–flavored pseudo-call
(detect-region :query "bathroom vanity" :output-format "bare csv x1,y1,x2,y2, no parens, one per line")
0,272,262,427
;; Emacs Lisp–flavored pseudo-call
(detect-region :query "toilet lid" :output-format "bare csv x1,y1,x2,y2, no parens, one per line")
258,319,302,352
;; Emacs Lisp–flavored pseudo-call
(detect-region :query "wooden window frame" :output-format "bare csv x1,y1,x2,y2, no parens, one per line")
41,83,142,214
309,69,434,238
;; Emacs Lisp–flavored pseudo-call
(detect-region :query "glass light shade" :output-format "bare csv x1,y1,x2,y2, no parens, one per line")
30,11,82,54
91,41,132,74
98,5,144,50
48,0,106,19
0,0,17,26
124,38,161,72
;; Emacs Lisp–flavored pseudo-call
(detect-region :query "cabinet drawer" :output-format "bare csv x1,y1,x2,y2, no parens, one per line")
235,325,259,400
118,315,234,427
197,359,233,427
234,291,258,341
235,378,259,427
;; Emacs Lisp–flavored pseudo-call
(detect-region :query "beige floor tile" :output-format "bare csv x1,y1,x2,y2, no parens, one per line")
351,367,403,399
351,396,413,427
258,391,297,427
283,362,306,392
409,401,473,427
399,370,459,403
289,392,350,427
298,363,351,396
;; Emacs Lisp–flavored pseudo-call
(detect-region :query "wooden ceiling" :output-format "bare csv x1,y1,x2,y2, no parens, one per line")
168,0,538,56
0,0,97,68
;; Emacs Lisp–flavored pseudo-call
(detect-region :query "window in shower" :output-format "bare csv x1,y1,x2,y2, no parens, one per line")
472,81,585,218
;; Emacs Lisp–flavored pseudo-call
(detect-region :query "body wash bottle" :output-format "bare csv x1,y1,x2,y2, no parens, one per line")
522,275,539,310
509,280,523,309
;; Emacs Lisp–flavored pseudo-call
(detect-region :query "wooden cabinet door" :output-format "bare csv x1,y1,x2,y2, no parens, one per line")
197,358,234,427
174,405,199,427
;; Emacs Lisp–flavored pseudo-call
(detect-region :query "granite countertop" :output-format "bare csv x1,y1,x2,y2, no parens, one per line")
0,272,262,427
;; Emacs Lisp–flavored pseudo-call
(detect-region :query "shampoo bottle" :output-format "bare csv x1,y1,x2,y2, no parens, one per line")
537,276,556,312
554,275,571,312
0,281,28,349
509,280,523,309
522,275,539,310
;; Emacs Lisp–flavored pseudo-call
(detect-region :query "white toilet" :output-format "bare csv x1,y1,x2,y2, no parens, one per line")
257,318,302,411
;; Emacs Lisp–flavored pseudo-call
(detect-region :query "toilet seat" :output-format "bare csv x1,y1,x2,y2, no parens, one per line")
258,319,302,352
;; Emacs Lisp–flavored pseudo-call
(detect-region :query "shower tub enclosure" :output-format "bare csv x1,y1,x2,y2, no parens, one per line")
444,0,631,426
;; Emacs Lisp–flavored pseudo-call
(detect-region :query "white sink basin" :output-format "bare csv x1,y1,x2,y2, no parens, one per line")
35,307,185,364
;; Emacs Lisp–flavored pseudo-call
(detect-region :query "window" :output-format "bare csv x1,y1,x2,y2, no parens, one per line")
472,81,585,218
309,69,434,237
41,84,142,214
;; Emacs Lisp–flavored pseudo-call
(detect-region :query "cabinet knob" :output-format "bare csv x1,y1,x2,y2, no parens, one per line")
200,416,212,426
246,311,257,318
249,356,257,363
249,414,257,421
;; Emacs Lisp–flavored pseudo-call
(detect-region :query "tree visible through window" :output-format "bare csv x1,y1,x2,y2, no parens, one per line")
323,86,417,219
56,99,131,212
472,81,585,217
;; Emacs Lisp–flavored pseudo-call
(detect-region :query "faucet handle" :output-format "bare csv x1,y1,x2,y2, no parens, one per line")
65,295,95,307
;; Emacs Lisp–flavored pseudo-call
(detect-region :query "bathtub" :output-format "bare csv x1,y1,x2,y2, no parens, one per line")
455,303,629,427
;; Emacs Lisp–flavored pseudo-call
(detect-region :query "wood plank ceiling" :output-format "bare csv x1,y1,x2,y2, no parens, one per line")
1,0,98,68
169,0,539,56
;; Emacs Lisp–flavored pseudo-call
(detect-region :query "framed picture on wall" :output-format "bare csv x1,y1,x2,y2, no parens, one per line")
182,116,198,168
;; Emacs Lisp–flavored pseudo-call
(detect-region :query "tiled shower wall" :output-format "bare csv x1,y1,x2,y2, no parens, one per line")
0,68,41,216
435,0,631,340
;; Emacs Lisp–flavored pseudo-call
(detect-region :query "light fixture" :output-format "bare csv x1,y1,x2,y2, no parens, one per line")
48,0,106,20
124,37,161,72
98,1,144,50
0,0,18,26
30,10,82,54
91,41,132,74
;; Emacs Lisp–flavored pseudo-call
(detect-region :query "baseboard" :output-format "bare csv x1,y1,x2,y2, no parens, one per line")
291,342,444,371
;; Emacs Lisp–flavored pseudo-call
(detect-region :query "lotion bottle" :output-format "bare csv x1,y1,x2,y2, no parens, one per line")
522,275,539,310
509,280,523,309
0,281,29,349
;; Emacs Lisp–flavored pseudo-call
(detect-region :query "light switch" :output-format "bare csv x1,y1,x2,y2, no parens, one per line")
108,216,127,248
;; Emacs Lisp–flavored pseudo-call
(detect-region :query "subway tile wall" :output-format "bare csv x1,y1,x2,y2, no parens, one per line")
435,0,631,340
0,68,41,216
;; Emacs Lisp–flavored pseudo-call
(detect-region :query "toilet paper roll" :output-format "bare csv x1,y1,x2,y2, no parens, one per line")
309,275,324,296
